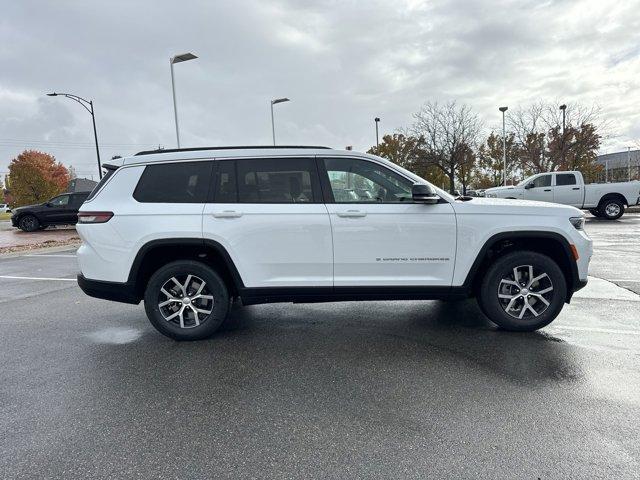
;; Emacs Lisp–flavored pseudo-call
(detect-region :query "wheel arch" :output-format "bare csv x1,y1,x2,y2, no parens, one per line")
128,238,245,299
463,231,580,302
598,192,628,208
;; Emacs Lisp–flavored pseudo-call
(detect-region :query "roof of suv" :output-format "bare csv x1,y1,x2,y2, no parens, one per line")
121,146,365,166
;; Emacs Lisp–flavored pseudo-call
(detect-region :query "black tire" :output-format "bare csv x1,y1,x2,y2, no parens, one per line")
18,215,40,232
144,260,230,341
589,209,602,217
477,250,567,331
599,198,624,220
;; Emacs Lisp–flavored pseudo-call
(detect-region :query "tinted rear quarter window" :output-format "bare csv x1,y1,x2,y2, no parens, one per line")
134,161,213,203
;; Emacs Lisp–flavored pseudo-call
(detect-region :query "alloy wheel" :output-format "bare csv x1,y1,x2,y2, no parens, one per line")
157,274,214,329
604,202,621,218
497,265,554,320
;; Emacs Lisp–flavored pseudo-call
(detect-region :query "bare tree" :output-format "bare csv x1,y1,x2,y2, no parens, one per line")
410,101,482,194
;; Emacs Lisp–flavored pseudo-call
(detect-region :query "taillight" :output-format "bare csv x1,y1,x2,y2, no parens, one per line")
77,211,113,224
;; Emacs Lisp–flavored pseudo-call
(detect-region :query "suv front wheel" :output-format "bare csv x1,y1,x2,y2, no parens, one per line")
144,260,230,341
477,251,567,331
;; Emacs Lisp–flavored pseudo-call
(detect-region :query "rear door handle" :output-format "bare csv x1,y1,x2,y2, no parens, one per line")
212,210,243,218
544,189,551,192
337,209,367,218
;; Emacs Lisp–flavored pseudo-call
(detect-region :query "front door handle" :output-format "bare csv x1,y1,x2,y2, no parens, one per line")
337,210,367,218
544,189,551,192
572,187,580,190
212,210,243,218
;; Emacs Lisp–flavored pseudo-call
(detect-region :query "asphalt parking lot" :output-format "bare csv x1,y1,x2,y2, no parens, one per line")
1,215,639,479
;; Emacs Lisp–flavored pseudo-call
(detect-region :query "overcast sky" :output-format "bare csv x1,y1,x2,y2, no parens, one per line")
1,0,639,179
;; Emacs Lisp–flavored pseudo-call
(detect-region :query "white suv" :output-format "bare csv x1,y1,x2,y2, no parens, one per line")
76,146,592,341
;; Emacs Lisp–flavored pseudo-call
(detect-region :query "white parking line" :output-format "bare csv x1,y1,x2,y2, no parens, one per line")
550,325,640,336
0,275,76,282
22,254,76,258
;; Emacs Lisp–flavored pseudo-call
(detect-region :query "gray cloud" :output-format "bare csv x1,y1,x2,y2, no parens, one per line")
1,0,639,179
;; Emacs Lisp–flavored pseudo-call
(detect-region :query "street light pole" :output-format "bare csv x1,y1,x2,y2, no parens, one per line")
499,106,508,186
374,117,380,148
559,104,567,166
46,92,102,179
169,53,198,148
270,97,290,145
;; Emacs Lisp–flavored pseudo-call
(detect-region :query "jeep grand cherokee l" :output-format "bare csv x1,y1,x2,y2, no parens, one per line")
76,146,592,341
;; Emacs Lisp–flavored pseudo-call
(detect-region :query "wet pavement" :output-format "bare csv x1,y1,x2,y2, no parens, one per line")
0,216,638,478
0,221,79,250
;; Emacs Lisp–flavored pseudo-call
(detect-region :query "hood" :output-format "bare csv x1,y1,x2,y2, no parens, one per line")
12,202,44,212
485,185,521,193
452,197,582,217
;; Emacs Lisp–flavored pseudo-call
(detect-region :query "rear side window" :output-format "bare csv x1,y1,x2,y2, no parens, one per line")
556,173,576,186
215,158,320,203
134,161,213,203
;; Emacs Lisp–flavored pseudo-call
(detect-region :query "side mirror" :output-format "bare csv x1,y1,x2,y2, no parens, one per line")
412,184,439,204
45,202,53,207
524,183,534,190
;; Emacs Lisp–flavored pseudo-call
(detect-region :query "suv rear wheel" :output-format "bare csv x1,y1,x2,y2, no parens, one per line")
144,260,230,341
477,251,567,331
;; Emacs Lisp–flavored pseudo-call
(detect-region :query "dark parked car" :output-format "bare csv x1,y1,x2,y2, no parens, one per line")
11,192,90,232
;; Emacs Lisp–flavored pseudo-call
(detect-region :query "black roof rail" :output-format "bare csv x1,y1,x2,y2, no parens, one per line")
134,145,331,156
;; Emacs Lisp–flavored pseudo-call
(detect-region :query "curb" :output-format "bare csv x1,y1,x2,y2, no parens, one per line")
0,242,81,259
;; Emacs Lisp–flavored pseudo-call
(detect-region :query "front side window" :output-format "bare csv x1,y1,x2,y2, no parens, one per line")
49,195,70,206
322,157,413,203
133,161,213,203
556,173,576,186
232,158,320,203
532,175,552,188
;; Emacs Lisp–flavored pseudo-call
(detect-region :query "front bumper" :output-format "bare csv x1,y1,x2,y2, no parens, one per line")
77,274,140,305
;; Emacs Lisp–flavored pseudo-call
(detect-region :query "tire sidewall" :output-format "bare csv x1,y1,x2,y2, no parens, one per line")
478,251,567,331
144,260,230,341
19,215,39,232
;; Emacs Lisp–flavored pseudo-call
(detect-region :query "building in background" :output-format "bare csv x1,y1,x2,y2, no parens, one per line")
595,149,640,183
67,177,98,192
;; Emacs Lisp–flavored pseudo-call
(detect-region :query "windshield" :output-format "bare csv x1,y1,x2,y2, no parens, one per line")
517,174,536,186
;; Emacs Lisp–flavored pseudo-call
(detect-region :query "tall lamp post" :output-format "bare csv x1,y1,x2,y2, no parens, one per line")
499,106,508,186
559,104,567,166
170,52,198,148
270,97,290,145
47,92,102,179
374,117,380,148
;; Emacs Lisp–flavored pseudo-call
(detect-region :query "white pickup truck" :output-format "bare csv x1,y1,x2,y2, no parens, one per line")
485,171,640,220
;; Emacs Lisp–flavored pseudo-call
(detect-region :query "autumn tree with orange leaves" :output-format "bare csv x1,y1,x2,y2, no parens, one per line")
7,150,70,207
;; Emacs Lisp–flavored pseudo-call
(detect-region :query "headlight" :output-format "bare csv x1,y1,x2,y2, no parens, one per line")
570,217,585,230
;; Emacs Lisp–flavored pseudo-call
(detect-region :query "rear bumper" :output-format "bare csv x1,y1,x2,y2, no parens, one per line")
77,274,140,305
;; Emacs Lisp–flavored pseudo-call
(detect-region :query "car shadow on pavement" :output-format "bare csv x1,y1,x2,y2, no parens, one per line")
93,298,584,388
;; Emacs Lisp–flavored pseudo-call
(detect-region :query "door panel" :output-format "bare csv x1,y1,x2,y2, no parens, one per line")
553,173,582,207
44,194,71,223
202,157,333,288
319,156,456,286
203,203,333,287
523,174,553,202
326,202,457,286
